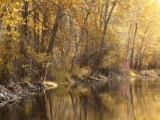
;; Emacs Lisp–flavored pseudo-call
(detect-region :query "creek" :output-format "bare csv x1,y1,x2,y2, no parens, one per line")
0,77,160,120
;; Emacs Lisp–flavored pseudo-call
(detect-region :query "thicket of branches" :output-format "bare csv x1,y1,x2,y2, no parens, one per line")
0,0,160,84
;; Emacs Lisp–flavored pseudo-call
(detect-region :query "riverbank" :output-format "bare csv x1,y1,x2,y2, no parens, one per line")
70,69,160,83
0,69,159,108
0,81,58,108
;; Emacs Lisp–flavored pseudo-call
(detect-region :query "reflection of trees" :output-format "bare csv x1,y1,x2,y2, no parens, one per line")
33,93,49,120
132,79,160,120
87,80,135,120
78,83,116,120
90,86,103,120
69,90,78,120
47,91,53,120
0,93,49,120
1,80,160,120
79,92,88,120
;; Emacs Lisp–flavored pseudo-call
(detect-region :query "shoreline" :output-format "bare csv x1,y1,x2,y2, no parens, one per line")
0,69,160,108
0,81,58,108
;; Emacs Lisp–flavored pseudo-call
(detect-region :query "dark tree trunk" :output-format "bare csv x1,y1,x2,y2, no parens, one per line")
47,8,62,55
40,12,48,53
33,9,40,53
18,1,29,79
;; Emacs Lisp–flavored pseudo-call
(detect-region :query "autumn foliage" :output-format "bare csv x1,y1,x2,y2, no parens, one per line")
0,0,160,84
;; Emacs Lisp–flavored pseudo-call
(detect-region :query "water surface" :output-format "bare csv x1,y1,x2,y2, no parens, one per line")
1,78,160,120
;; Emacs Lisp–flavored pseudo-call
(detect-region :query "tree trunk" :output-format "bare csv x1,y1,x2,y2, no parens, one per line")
18,1,29,79
40,2,48,53
134,27,148,69
126,21,132,61
33,9,40,53
91,1,116,76
47,8,62,55
130,22,137,69
70,0,94,73
20,1,28,55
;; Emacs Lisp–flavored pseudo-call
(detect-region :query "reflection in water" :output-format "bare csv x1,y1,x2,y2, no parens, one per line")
0,93,49,120
1,79,160,120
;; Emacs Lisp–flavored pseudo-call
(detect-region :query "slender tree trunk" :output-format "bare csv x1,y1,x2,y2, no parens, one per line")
40,7,48,53
138,39,150,69
91,0,116,76
70,0,94,73
134,39,143,69
18,1,29,79
20,1,28,55
70,36,80,74
134,27,148,69
130,22,137,69
33,9,40,53
126,21,132,61
47,8,62,55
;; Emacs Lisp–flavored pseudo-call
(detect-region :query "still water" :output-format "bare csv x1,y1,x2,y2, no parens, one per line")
0,78,160,120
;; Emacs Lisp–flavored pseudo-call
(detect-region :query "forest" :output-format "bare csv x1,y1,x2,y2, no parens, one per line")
0,0,160,85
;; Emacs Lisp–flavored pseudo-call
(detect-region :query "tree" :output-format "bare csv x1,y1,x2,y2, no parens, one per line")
91,0,117,75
